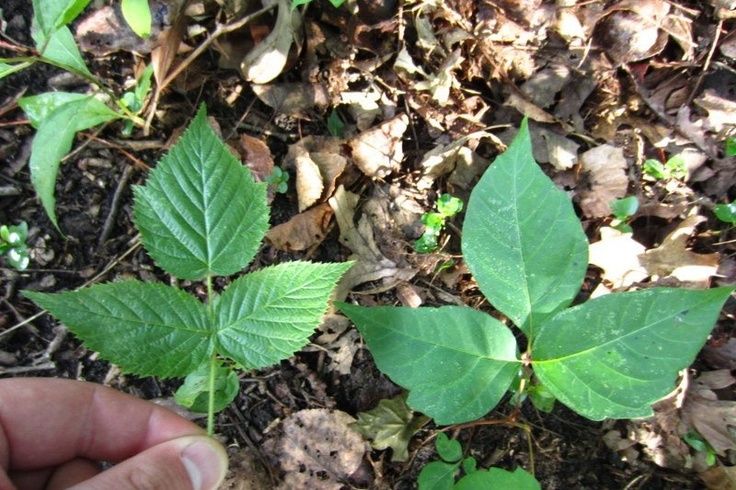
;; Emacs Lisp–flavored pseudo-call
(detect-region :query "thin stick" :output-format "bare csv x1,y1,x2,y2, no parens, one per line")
686,19,723,105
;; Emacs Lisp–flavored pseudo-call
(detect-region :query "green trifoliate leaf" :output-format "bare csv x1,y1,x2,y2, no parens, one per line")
454,467,540,490
462,118,588,338
354,393,429,462
532,287,734,420
435,433,462,463
134,105,269,281
19,92,90,128
339,303,520,425
214,261,353,370
175,362,239,413
29,97,120,229
121,0,152,38
24,282,212,378
418,461,457,490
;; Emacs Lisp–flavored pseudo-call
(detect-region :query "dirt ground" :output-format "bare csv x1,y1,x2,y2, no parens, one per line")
1,0,735,488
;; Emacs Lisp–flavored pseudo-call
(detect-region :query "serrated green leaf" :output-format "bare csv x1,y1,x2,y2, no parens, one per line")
215,261,353,369
0,61,32,79
134,105,269,280
462,119,588,338
339,303,520,425
36,26,91,76
435,433,462,463
19,92,90,128
29,97,120,228
532,287,733,420
418,461,457,490
121,0,152,38
454,467,540,490
354,393,429,462
175,362,239,413
24,282,212,378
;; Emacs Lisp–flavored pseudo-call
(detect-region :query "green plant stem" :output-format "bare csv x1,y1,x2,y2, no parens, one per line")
205,275,216,436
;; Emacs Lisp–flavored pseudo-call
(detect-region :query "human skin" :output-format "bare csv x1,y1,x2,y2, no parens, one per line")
0,378,228,490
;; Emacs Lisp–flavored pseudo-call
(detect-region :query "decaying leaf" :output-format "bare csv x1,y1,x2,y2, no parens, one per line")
240,0,301,84
578,144,629,218
265,203,333,251
263,409,369,490
700,464,736,490
234,134,274,182
703,338,736,370
348,115,408,178
304,314,360,376
252,83,330,114
683,370,736,456
695,90,736,133
416,132,491,190
640,215,720,286
353,393,430,462
220,447,272,490
589,227,648,290
285,136,347,211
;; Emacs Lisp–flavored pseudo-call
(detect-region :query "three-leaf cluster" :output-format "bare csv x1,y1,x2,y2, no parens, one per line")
26,107,351,410
340,120,733,425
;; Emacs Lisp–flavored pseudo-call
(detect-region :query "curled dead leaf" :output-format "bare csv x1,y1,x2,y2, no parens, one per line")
234,134,274,182
285,137,347,211
252,83,330,114
265,203,333,251
348,115,408,178
683,370,736,456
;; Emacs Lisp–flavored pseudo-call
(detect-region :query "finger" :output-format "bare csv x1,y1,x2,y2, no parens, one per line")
9,458,102,490
0,378,204,471
71,435,228,490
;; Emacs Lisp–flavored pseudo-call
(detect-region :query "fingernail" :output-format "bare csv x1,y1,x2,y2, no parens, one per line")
180,439,227,490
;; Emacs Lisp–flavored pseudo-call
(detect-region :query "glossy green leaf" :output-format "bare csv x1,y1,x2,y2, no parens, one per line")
339,303,519,425
32,0,91,36
726,137,736,157
714,202,736,225
454,467,540,490
643,159,667,180
19,92,89,128
175,362,239,413
461,457,477,475
121,0,152,38
0,61,32,79
436,194,463,217
134,105,269,280
435,433,462,463
215,261,353,370
610,196,639,220
25,282,212,378
354,393,429,462
462,118,588,337
36,26,91,76
418,461,457,490
532,287,733,420
29,97,120,228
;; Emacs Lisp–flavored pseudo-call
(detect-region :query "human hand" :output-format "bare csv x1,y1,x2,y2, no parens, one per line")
0,378,228,490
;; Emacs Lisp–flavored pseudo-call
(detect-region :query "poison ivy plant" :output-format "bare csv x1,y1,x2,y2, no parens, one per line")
609,196,639,233
417,433,540,490
25,106,352,434
643,154,687,181
415,194,464,253
339,119,733,425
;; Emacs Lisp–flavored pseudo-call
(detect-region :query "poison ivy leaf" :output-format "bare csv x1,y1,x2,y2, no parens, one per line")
215,261,353,370
0,61,32,79
19,92,90,128
24,282,212,378
134,105,269,281
121,0,152,38
353,393,429,462
35,26,91,76
30,97,120,229
532,287,734,420
338,303,520,425
462,118,588,338
435,433,462,463
418,461,457,490
175,362,239,413
454,467,540,490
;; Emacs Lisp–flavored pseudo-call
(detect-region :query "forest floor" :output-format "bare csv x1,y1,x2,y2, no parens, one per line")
1,0,735,488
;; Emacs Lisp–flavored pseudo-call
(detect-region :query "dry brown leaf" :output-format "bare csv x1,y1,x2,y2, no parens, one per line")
265,203,333,251
520,64,572,109
640,215,720,286
294,147,324,212
251,83,330,114
235,134,274,182
348,115,408,178
240,0,301,84
695,90,736,133
220,447,271,490
579,144,628,218
589,227,648,290
285,137,347,210
703,338,736,370
264,409,369,490
535,125,579,171
76,4,171,55
683,370,736,456
304,315,360,376
416,132,491,190
700,464,736,490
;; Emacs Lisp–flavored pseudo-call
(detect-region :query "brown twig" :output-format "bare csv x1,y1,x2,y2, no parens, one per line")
98,165,135,247
686,19,724,105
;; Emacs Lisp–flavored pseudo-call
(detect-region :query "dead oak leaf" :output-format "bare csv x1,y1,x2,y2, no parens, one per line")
579,144,629,218
265,203,333,251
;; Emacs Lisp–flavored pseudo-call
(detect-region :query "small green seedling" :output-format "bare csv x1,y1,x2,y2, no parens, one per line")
643,154,687,181
291,0,345,9
25,106,351,435
418,433,540,490
327,109,346,138
120,64,155,135
714,201,736,226
683,432,717,467
121,0,152,38
725,137,736,157
340,120,733,426
0,222,30,270
266,166,290,194
415,194,464,253
609,196,639,233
